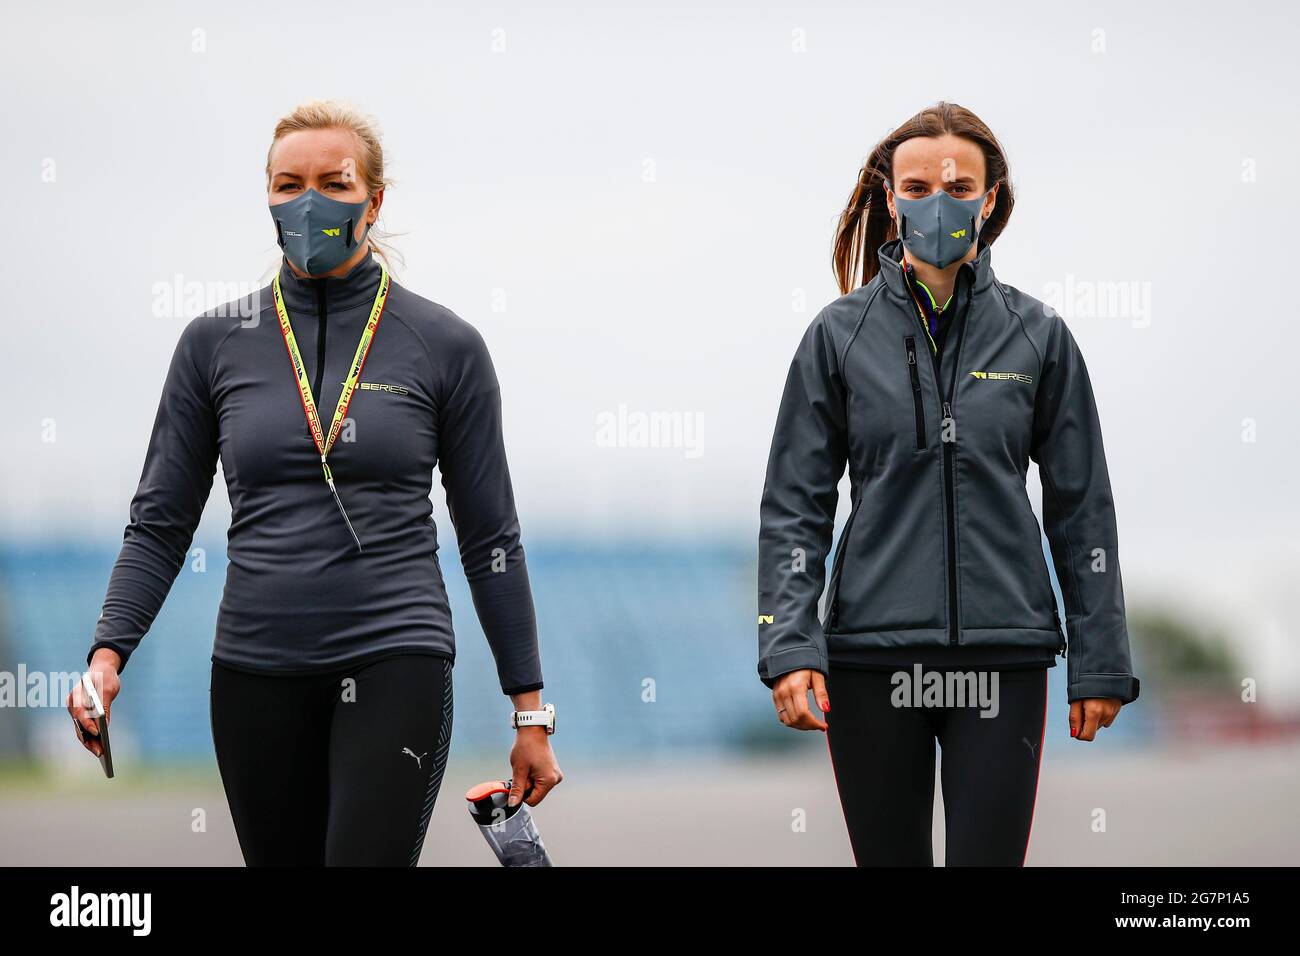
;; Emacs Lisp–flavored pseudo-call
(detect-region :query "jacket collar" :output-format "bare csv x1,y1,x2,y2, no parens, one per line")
275,250,384,313
876,237,996,302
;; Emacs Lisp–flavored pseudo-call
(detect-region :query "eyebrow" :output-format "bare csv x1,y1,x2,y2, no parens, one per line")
270,170,347,180
898,173,978,185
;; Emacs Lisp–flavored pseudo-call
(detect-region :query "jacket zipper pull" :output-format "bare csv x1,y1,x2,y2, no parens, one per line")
942,401,953,422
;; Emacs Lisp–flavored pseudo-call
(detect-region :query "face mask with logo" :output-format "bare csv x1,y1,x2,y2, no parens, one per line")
890,186,992,269
270,189,372,276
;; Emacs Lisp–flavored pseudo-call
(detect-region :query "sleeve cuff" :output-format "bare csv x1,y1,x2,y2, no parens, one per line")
87,641,130,675
758,645,828,689
503,681,544,696
1068,673,1140,704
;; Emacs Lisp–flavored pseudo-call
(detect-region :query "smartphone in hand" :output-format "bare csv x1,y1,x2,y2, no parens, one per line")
73,672,114,779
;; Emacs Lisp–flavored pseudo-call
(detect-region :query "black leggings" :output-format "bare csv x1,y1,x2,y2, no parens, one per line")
209,654,453,866
825,665,1048,866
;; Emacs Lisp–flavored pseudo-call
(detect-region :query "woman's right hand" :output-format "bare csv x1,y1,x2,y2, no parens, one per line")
771,669,830,732
67,648,122,758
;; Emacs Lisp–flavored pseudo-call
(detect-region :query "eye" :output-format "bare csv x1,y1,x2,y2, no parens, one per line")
275,182,301,192
323,180,348,191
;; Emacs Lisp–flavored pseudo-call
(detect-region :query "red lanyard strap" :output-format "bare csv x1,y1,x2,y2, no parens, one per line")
271,265,391,551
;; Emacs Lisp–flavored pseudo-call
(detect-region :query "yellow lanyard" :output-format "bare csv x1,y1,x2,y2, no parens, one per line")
898,261,940,355
271,264,390,551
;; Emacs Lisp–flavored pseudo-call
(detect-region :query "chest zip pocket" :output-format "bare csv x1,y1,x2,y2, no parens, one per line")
905,336,927,449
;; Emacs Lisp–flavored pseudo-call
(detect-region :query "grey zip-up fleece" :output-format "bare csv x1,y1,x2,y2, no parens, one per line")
87,251,543,695
757,239,1139,704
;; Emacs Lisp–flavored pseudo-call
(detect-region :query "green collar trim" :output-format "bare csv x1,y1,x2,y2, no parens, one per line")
913,277,953,313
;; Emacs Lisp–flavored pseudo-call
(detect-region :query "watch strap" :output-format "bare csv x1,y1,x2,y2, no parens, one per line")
511,703,556,734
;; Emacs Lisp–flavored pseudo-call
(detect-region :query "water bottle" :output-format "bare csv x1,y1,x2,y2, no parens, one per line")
466,779,553,867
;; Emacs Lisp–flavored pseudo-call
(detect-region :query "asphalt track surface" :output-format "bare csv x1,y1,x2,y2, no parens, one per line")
2,740,1296,866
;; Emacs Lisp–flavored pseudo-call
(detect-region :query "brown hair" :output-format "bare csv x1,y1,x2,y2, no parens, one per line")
831,101,1014,294
265,99,403,271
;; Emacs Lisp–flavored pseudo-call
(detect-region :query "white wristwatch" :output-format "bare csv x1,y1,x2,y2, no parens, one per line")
511,702,556,735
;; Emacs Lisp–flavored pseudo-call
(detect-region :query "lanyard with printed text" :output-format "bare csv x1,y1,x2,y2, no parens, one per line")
271,264,391,552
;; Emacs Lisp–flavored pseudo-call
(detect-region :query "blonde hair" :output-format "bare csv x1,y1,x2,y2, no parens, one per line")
265,99,404,272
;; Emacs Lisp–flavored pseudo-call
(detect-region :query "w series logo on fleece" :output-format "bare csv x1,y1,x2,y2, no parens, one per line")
347,381,410,395
969,370,1033,384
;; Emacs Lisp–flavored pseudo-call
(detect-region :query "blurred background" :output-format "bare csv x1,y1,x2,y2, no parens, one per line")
1,0,1297,865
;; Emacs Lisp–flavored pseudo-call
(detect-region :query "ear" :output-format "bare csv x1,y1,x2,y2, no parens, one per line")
883,183,897,221
982,182,999,220
368,188,385,225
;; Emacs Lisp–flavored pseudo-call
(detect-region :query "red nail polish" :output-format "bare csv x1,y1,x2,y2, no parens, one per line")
1070,726,1078,737
820,700,830,713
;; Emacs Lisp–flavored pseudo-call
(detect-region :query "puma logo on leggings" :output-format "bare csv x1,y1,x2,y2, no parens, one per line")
210,654,454,866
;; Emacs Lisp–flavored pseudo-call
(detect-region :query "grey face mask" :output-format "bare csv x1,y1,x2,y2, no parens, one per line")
890,186,991,269
270,188,372,276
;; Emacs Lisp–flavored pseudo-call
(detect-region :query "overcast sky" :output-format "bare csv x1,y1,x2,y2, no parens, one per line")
3,0,1297,680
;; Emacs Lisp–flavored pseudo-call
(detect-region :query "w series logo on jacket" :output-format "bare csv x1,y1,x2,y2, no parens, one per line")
969,370,1033,384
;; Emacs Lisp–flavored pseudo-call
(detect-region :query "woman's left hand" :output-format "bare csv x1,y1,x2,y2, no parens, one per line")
1069,697,1121,741
509,728,563,807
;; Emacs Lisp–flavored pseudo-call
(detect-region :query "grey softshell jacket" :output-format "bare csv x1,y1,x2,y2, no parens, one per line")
87,252,543,695
757,239,1139,704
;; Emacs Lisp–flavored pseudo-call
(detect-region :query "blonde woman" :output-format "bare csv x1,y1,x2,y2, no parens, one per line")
67,101,561,865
